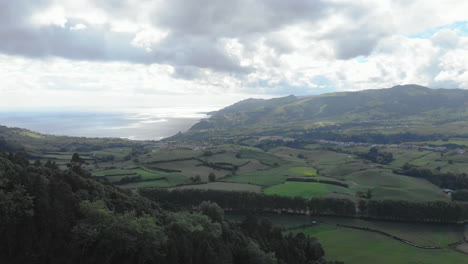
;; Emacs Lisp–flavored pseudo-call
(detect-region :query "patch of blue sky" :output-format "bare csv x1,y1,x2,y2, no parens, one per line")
253,76,338,96
356,56,369,63
410,21,468,39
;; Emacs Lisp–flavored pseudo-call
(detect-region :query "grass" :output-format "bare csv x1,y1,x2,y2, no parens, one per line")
238,150,286,166
408,152,441,166
94,147,132,160
144,149,202,163
318,161,369,179
371,187,449,201
119,174,187,188
387,149,433,168
296,225,467,264
289,167,317,176
169,182,262,192
345,169,449,201
92,167,187,186
92,168,133,177
147,159,232,180
264,182,353,199
224,166,292,186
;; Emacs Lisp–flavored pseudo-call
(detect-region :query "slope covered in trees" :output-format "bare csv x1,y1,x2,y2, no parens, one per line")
0,150,338,264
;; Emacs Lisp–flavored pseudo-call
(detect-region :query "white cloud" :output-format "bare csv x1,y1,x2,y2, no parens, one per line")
70,23,87,31
30,5,68,28
0,0,467,111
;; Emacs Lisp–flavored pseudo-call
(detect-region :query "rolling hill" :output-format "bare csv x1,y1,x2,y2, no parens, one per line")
188,85,468,135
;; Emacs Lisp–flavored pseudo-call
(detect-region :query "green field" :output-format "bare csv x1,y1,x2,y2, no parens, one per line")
224,165,295,186
19,128,465,203
92,166,187,187
297,225,466,264
169,182,262,192
227,214,467,264
119,174,187,188
264,181,353,198
289,167,317,176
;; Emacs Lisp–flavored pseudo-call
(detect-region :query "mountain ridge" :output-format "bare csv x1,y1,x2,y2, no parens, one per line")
188,85,468,135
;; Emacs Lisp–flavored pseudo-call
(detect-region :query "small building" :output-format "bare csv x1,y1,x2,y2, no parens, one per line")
443,189,454,194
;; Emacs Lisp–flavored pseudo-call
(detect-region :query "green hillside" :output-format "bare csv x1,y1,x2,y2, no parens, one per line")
189,85,468,135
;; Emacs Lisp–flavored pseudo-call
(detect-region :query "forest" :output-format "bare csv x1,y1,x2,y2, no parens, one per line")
141,188,468,223
0,150,340,264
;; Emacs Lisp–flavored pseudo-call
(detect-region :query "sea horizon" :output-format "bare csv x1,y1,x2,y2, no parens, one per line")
0,106,221,141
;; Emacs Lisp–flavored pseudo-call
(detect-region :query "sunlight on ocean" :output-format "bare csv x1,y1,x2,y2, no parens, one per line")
0,106,221,140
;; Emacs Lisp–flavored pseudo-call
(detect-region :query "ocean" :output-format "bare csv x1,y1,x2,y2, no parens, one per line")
0,107,218,140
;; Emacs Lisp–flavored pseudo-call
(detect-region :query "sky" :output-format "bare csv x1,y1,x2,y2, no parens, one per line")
0,0,467,111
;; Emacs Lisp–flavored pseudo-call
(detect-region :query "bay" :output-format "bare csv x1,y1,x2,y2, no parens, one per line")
0,107,217,140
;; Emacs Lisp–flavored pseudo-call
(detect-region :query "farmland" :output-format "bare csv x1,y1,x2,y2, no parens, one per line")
23,138,462,203
228,214,468,264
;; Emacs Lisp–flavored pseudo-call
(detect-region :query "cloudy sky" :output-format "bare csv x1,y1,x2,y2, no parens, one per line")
1,0,467,111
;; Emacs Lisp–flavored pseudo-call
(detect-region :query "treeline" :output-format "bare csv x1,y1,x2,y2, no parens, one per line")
140,188,356,217
452,189,468,202
358,200,468,223
286,178,349,188
398,166,468,190
0,150,335,264
140,189,468,224
356,147,393,164
0,136,25,152
301,131,452,144
254,131,462,150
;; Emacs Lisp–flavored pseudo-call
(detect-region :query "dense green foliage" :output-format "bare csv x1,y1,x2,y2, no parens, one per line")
141,189,468,223
0,125,135,153
452,189,468,202
356,147,394,164
399,166,468,190
0,150,336,264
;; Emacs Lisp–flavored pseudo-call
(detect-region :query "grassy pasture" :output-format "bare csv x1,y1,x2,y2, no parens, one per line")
387,149,433,168
144,149,202,163
238,149,286,166
119,174,187,188
234,214,466,264
411,138,468,147
264,182,353,199
93,166,186,185
93,147,132,160
268,147,317,163
169,182,262,192
92,168,134,177
147,159,231,180
236,160,271,174
371,187,449,201
228,214,463,248
297,225,466,264
224,166,292,186
289,167,317,176
199,152,247,166
408,152,441,166
345,169,448,201
318,161,368,179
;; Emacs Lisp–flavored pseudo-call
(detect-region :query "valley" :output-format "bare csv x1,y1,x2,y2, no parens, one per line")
2,85,468,263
